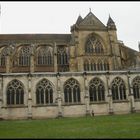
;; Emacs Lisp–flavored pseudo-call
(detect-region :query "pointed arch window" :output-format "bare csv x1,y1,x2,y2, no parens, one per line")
89,78,105,102
57,47,69,65
90,59,96,71
7,79,24,105
104,59,109,71
93,63,97,71
47,50,53,65
57,46,69,72
111,77,126,101
85,40,94,53
85,36,104,54
36,79,53,105
84,60,90,71
84,59,103,71
37,46,53,65
95,41,103,53
97,60,103,71
18,46,31,66
132,76,140,99
64,78,80,104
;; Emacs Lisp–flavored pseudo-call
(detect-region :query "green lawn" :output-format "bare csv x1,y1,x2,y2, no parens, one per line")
0,113,140,138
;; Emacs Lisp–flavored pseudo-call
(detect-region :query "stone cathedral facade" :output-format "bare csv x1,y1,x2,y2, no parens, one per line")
0,11,140,120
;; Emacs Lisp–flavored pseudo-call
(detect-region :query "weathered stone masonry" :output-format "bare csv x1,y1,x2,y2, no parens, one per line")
0,11,140,119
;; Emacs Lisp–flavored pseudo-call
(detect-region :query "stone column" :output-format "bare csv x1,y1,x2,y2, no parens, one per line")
127,73,135,113
0,76,3,120
108,88,114,114
27,74,32,119
56,73,63,118
129,87,136,113
30,53,34,73
54,42,58,72
106,74,114,114
83,72,90,116
6,55,10,73
30,44,35,73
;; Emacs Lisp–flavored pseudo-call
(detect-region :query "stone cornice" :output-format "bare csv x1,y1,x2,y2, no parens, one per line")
1,70,140,77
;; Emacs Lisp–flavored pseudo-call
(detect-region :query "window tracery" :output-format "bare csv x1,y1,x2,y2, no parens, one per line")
7,79,24,105
37,46,53,65
84,59,109,71
89,78,105,102
57,46,69,72
132,76,140,99
85,36,103,54
36,79,53,105
18,46,31,66
0,47,13,66
111,77,126,101
64,78,80,104
84,60,90,71
104,59,109,71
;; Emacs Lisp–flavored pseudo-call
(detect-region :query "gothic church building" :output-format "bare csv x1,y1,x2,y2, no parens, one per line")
0,11,140,119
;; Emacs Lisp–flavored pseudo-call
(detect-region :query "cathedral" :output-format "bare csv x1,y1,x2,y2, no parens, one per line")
0,11,140,120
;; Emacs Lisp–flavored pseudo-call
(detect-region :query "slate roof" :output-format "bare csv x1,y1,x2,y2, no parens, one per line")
0,34,71,42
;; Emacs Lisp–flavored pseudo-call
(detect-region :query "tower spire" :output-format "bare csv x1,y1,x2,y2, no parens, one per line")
89,8,91,13
107,15,116,30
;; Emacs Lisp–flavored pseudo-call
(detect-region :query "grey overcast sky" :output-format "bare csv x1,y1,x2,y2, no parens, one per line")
0,2,140,51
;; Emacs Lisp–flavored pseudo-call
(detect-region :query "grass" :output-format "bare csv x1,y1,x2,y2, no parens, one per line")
0,113,140,138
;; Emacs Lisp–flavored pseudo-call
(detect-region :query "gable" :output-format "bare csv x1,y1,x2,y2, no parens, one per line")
78,12,106,29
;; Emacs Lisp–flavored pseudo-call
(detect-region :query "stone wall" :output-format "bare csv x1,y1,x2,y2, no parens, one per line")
0,71,140,120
